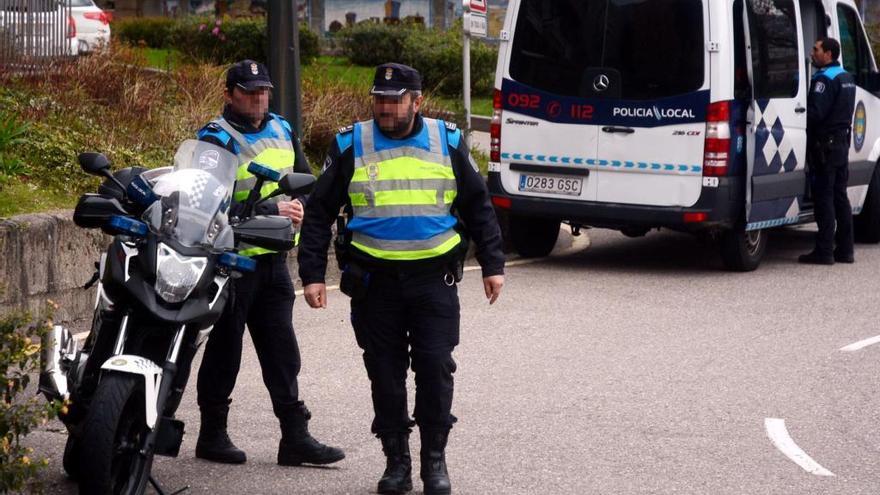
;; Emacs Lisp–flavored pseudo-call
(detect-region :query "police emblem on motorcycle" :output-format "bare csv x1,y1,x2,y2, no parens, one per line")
385,68,394,80
198,150,220,169
854,101,867,152
367,162,379,180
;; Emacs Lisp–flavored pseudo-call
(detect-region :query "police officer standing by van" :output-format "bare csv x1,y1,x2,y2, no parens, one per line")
800,37,857,265
194,59,344,467
298,63,505,495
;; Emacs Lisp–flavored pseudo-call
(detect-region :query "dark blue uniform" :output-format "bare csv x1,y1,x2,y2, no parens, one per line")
298,116,505,436
196,106,311,426
807,61,856,261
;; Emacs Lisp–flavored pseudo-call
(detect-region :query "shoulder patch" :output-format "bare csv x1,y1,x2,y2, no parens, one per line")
444,121,457,131
338,124,354,134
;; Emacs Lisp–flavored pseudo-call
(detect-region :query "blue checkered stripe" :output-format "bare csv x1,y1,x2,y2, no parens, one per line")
746,216,800,231
747,99,803,227
752,100,801,175
500,153,702,175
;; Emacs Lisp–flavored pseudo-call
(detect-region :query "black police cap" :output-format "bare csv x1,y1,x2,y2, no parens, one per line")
226,59,274,92
370,63,422,96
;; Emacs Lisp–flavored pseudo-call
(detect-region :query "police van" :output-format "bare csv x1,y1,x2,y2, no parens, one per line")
488,0,880,270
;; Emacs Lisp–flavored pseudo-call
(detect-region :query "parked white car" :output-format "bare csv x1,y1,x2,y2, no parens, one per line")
0,0,77,58
69,0,110,53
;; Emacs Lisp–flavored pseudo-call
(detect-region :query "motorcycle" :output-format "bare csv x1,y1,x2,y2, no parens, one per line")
39,139,315,494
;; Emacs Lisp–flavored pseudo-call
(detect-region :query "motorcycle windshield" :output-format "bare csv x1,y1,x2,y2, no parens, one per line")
145,140,239,248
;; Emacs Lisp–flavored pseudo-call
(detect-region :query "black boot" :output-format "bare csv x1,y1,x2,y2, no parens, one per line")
195,405,247,464
420,430,451,495
378,433,413,494
798,251,834,265
277,402,345,466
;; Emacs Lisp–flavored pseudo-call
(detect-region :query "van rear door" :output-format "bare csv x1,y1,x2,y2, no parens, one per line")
499,0,709,210
497,1,602,203
591,0,709,207
741,0,808,230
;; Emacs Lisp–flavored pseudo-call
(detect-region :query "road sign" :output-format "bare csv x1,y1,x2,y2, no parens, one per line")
466,0,487,14
463,11,488,38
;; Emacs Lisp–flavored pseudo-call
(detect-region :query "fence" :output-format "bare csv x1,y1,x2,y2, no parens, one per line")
0,0,74,74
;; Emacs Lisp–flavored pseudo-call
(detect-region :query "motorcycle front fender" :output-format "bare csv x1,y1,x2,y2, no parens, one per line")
101,355,163,429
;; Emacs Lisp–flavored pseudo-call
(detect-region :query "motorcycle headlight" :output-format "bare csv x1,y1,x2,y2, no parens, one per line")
155,243,207,303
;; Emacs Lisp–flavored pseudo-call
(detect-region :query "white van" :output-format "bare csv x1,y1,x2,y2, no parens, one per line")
488,0,880,270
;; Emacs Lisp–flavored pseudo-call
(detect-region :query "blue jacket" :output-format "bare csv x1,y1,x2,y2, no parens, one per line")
808,61,856,141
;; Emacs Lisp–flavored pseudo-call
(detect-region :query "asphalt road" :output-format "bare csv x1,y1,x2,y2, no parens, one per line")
28,225,880,494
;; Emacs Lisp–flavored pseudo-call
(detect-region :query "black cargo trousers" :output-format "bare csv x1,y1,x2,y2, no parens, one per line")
348,265,461,437
197,252,303,422
810,132,854,259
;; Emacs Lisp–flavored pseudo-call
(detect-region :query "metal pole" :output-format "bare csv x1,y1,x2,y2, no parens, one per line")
463,31,470,139
267,0,303,135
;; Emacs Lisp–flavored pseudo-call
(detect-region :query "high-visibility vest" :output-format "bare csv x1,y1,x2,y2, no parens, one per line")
212,115,296,256
346,118,461,261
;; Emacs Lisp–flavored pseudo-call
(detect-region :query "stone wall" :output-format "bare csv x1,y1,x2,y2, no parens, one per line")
0,212,106,324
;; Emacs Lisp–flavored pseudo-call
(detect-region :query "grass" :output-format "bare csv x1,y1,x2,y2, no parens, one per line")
0,181,77,217
142,47,181,71
136,52,495,118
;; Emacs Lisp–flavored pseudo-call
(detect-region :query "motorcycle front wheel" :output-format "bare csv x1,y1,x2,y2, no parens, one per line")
77,373,153,495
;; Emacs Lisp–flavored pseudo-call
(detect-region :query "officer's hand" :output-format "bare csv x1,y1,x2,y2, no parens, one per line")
278,199,304,226
483,275,504,305
304,283,327,309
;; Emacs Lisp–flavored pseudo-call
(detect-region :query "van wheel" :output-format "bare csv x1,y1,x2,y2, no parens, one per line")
719,226,766,271
509,214,560,258
854,162,880,243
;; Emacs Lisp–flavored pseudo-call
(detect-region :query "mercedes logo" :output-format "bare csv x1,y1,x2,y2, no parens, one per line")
593,74,610,92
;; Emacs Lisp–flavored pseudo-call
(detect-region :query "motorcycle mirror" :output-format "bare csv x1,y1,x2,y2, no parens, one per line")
277,173,316,198
78,152,111,176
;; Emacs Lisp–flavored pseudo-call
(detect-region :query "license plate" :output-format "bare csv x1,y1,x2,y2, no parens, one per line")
518,174,583,196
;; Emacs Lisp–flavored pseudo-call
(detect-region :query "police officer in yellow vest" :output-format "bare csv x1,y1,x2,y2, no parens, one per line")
194,60,344,466
298,63,505,495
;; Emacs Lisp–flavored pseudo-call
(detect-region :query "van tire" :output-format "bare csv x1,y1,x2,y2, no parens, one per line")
854,162,880,243
509,214,560,258
719,226,766,272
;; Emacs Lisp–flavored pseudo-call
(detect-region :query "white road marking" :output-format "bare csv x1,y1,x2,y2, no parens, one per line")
765,418,835,477
840,335,880,352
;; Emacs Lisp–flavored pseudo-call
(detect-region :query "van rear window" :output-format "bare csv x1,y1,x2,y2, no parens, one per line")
508,0,704,100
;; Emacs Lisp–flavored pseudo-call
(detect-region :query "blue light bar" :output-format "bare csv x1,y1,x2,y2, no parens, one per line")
247,162,281,182
107,215,149,237
218,252,256,272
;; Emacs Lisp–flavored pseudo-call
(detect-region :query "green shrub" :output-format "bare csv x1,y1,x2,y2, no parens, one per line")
0,305,64,493
112,16,176,49
337,22,411,66
115,16,319,66
0,110,30,187
338,22,497,97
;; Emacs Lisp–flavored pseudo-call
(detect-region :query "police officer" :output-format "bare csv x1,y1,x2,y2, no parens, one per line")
800,37,857,265
194,59,344,466
298,63,505,494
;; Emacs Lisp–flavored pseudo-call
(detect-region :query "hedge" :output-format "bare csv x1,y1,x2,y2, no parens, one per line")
337,22,497,97
113,16,319,65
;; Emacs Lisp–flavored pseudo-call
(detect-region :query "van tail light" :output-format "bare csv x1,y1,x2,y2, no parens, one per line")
490,89,502,163
84,11,111,25
67,14,76,38
703,101,731,177
491,195,511,210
